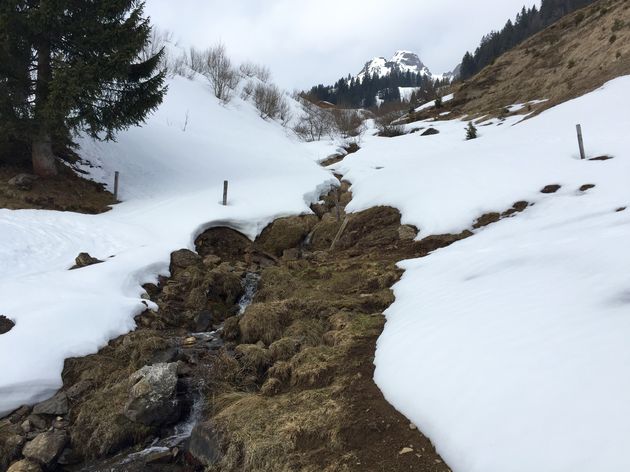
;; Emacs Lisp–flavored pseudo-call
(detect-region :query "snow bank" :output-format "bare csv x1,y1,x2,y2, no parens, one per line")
336,76,630,472
0,76,335,415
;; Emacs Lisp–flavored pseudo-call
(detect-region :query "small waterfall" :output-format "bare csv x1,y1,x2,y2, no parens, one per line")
237,272,260,315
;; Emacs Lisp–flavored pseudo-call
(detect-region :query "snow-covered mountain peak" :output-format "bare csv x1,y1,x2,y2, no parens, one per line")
356,50,432,81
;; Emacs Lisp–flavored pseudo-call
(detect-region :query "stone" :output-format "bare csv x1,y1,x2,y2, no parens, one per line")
541,184,561,194
0,315,15,335
32,392,68,416
202,254,222,268
7,460,42,472
124,363,180,426
22,430,67,466
1,434,25,468
188,421,221,466
52,417,68,429
183,336,197,346
194,310,213,332
397,225,417,241
65,380,92,400
56,448,82,466
71,252,103,269
26,415,47,431
144,449,173,464
170,249,201,274
8,174,37,191
399,447,414,455
255,215,319,257
421,127,440,136
409,423,417,430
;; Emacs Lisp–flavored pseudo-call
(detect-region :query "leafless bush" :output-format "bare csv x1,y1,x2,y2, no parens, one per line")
249,82,291,124
241,80,255,101
373,106,407,137
239,61,271,83
140,28,178,76
194,43,240,102
332,109,366,139
293,99,336,142
187,47,207,75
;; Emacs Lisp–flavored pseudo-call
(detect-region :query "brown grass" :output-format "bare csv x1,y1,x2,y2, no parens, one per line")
0,164,113,213
441,0,630,120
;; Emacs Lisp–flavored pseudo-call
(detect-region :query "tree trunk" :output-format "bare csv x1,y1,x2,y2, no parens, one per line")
32,24,57,177
32,132,57,177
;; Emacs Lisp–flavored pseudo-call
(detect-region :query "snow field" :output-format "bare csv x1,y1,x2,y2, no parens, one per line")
336,76,630,472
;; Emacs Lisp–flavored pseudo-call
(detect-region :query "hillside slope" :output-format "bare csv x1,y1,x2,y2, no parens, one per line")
0,76,335,416
450,0,630,118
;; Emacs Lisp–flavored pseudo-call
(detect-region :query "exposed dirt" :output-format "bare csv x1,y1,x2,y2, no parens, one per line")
0,165,113,214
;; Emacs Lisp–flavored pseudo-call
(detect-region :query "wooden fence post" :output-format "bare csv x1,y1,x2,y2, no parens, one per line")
114,171,120,201
222,180,229,206
576,124,586,160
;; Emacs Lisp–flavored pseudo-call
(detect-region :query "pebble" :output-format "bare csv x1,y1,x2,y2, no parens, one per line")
183,336,197,346
399,447,414,455
409,423,417,430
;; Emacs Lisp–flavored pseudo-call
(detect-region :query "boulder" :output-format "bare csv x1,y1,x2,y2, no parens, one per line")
0,315,15,335
170,249,202,275
8,174,37,191
32,392,68,416
188,422,221,466
0,433,25,470
123,363,180,426
194,310,214,332
22,430,67,466
255,215,319,257
7,460,42,472
421,127,440,136
25,415,47,431
541,184,561,194
71,253,103,269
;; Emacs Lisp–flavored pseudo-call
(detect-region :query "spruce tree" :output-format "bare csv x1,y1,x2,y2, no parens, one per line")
0,0,166,177
466,121,478,140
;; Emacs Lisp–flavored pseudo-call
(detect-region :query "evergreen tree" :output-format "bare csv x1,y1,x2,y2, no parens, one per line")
0,0,166,177
465,122,478,140
458,0,597,81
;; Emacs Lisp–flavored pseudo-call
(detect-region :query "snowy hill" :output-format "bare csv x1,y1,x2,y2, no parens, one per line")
356,50,444,82
0,75,336,415
332,75,630,472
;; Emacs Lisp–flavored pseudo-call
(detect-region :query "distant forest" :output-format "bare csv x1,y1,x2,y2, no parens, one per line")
459,0,599,80
304,72,449,109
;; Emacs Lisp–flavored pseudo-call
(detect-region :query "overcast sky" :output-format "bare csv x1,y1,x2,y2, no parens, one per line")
145,0,537,90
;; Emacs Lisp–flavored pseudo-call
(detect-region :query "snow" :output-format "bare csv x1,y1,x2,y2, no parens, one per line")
0,76,335,415
415,93,454,112
356,50,438,82
399,87,421,102
334,76,630,472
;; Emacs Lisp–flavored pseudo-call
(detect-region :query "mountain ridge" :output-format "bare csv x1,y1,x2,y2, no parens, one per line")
356,50,453,82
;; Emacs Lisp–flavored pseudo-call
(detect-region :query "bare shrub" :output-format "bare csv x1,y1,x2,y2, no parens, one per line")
140,28,179,77
253,83,284,119
373,104,407,137
331,109,365,139
241,80,255,101
187,47,207,75
293,99,336,142
203,43,240,102
239,61,271,83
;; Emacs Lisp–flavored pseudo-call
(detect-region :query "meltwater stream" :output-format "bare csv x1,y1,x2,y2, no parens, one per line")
78,272,261,471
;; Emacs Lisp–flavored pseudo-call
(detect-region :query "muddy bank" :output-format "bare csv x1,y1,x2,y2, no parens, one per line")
0,165,114,214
